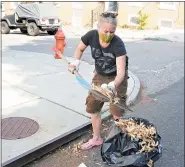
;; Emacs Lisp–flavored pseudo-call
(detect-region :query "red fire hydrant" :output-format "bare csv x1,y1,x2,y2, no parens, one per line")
54,29,66,59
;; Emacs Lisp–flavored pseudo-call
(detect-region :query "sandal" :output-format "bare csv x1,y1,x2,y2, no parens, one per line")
80,138,103,150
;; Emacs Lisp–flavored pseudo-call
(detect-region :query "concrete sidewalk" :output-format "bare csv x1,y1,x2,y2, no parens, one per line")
2,50,140,167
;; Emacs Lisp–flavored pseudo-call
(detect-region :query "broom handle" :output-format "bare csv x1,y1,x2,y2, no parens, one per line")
55,50,83,78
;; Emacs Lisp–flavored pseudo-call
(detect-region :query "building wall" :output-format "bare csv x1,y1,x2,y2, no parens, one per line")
4,2,16,15
82,2,100,26
175,2,184,28
3,2,33,15
117,2,184,29
57,2,73,25
3,2,184,29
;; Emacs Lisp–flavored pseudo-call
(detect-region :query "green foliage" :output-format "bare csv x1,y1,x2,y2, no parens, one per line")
154,26,159,30
121,24,129,29
121,24,138,30
137,10,149,30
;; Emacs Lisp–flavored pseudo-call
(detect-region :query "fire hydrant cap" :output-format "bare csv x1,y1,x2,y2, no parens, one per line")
55,29,65,39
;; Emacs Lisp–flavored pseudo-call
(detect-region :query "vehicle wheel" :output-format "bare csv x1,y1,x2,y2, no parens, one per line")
47,30,57,35
20,28,27,34
1,21,10,34
27,22,40,36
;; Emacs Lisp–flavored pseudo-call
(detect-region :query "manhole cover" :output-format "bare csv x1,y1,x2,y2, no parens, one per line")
1,117,39,140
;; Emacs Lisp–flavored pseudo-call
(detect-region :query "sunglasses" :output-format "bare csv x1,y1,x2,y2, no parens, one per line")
101,12,118,18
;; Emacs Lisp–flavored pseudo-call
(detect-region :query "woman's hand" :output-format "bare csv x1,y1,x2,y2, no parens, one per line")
68,59,80,74
101,81,117,96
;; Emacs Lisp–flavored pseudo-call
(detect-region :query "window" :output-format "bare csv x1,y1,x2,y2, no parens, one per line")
128,14,139,26
128,2,144,7
159,2,176,10
72,10,82,27
71,3,83,27
159,19,174,29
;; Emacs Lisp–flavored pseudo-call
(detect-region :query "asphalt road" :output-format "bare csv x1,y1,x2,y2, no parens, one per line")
128,77,184,167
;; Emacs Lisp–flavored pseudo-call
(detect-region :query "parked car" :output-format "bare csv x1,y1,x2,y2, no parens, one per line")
1,3,61,36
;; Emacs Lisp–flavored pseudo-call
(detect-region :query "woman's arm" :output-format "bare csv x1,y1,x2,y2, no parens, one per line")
114,55,126,88
74,41,88,60
68,41,88,73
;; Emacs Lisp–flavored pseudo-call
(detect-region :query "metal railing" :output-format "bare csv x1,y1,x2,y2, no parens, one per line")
91,4,105,28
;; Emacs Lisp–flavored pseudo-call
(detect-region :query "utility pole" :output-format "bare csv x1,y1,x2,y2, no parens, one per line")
104,1,118,15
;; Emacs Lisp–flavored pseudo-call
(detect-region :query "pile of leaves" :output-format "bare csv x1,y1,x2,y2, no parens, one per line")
91,83,120,104
115,118,158,153
115,118,159,167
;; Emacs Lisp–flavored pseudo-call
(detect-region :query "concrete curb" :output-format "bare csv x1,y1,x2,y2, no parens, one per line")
127,70,141,106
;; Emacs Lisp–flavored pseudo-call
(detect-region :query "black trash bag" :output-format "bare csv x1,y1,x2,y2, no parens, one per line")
101,117,162,167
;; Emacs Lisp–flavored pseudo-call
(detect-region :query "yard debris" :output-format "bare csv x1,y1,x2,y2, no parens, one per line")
115,118,158,153
115,118,158,167
102,127,109,132
91,83,120,104
102,117,162,167
71,141,84,154
95,162,102,166
147,159,154,167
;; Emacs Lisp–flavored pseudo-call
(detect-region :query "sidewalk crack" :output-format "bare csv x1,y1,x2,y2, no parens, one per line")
2,97,41,110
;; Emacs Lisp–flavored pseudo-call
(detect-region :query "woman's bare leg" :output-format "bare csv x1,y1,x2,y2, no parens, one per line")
90,113,102,139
